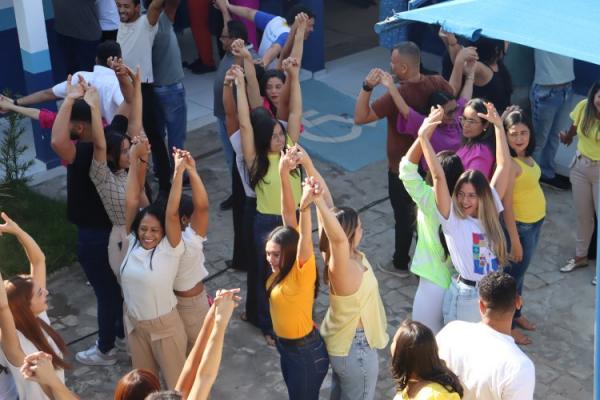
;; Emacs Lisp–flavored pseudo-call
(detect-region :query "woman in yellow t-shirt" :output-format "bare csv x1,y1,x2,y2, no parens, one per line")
265,152,328,399
559,81,600,283
391,320,463,400
501,109,546,345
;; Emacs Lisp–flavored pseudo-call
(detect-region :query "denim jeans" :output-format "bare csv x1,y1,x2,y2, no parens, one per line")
76,226,124,352
388,170,416,270
253,211,281,334
505,218,544,322
442,277,481,325
329,330,379,400
276,331,330,400
530,82,573,179
217,117,235,174
244,197,258,324
154,82,188,168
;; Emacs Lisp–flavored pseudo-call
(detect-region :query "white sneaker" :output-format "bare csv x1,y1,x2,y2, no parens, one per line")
115,336,128,352
76,343,118,366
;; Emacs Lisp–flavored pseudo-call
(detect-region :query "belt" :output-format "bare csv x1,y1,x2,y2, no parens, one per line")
458,275,477,287
577,152,600,164
277,328,320,347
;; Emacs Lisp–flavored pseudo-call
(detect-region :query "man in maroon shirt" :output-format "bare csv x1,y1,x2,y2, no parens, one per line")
354,42,454,275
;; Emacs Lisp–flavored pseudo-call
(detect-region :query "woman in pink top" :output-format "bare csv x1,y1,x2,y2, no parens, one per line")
456,98,497,180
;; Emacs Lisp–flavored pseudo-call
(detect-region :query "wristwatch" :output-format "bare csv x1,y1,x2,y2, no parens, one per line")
362,81,373,92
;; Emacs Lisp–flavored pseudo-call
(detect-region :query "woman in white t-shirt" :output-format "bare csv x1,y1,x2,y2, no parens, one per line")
120,139,187,389
419,102,511,325
0,213,69,400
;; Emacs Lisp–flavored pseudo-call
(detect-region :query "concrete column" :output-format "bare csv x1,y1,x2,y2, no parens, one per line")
13,0,59,168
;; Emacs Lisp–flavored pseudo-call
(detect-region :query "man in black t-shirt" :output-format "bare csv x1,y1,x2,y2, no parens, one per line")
50,71,135,366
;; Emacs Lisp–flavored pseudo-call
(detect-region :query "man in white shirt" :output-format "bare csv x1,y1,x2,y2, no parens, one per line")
14,41,123,122
436,272,535,400
116,0,171,194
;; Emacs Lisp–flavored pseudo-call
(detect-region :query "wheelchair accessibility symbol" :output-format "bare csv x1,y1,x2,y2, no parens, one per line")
301,109,378,143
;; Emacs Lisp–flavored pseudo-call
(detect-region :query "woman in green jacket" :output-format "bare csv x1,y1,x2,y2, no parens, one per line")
399,107,464,333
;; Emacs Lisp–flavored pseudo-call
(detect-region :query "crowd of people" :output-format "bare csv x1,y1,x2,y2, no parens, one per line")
0,0,599,399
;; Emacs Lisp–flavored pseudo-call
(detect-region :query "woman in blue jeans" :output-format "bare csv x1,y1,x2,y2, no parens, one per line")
235,58,303,345
502,108,546,345
265,158,328,399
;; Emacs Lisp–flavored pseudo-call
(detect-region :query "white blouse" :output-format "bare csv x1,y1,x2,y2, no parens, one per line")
120,234,185,322
174,226,209,292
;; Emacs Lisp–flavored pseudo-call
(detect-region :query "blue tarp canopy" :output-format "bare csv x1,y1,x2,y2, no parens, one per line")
375,0,600,65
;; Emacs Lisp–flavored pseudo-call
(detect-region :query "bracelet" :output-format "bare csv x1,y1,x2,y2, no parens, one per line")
362,81,373,92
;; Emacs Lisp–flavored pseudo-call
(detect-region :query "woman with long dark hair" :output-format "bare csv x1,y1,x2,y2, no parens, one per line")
118,139,188,389
264,154,328,399
236,56,303,345
0,213,69,400
399,106,465,334
501,108,545,345
559,81,600,283
441,30,512,114
420,102,512,324
390,320,462,399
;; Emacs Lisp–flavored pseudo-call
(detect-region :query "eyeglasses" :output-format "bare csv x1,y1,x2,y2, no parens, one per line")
459,116,481,125
508,131,530,138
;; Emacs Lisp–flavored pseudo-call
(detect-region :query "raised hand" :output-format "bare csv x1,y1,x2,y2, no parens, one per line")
463,57,477,79
183,150,197,172
130,135,151,159
477,102,502,127
172,147,188,174
231,39,251,59
282,57,300,77
438,28,457,45
0,212,20,236
65,74,84,99
0,95,13,113
224,66,237,86
379,71,396,90
83,85,100,108
299,176,317,210
294,12,309,32
456,46,478,65
214,288,240,325
418,106,444,138
231,64,245,86
364,68,382,88
279,148,299,174
20,352,56,385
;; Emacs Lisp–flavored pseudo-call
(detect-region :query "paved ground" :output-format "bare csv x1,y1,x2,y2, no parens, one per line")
32,119,595,399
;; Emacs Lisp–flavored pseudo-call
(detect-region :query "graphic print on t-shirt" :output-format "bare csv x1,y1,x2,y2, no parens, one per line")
472,233,498,275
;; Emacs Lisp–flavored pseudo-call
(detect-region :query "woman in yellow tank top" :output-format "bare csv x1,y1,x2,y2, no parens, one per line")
313,176,389,400
390,320,462,400
501,109,546,345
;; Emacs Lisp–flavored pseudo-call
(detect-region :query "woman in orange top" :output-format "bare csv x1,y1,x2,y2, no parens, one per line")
264,149,329,399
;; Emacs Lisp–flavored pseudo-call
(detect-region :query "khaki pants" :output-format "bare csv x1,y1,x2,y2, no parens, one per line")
108,225,129,278
176,291,210,354
570,153,600,257
126,308,187,389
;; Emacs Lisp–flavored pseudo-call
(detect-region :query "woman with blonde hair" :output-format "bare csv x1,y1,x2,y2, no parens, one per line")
419,102,511,324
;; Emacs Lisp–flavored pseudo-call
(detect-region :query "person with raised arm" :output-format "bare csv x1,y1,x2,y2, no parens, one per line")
175,289,239,400
0,214,69,400
314,181,389,399
419,102,511,324
118,142,187,389
398,106,465,334
235,57,303,345
20,352,78,400
266,153,328,399
173,150,211,354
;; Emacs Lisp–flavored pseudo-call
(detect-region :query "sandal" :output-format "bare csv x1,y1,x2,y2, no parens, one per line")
514,316,536,331
511,329,532,346
560,258,588,273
